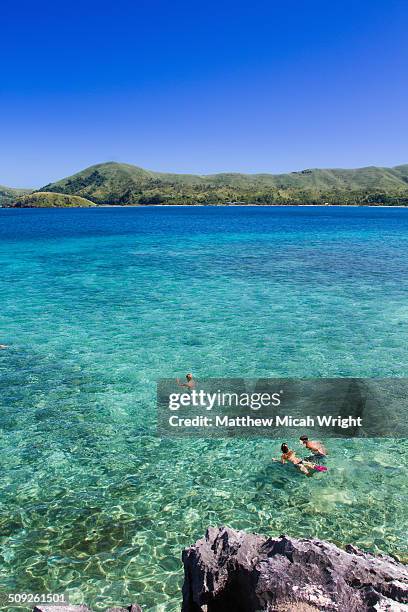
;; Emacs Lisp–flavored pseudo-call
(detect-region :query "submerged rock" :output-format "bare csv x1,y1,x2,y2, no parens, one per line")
33,607,92,612
33,605,141,612
106,606,142,612
182,526,408,612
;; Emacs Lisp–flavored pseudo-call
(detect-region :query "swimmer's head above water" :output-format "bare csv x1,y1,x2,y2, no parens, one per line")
176,372,195,388
299,435,327,456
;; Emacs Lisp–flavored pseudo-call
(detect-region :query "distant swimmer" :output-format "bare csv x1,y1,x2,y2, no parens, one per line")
176,373,196,389
273,443,327,476
299,435,327,460
0,344,8,350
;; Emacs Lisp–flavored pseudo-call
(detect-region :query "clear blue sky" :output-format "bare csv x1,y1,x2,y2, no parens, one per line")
1,0,407,187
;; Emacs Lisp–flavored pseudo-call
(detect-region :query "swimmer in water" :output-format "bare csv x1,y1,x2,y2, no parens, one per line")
0,344,8,350
299,435,327,461
273,443,321,476
176,373,195,389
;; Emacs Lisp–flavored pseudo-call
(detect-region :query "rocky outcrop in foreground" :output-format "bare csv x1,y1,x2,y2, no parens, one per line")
182,527,408,612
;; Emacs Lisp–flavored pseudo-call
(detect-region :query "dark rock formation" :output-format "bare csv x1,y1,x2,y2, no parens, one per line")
182,526,408,612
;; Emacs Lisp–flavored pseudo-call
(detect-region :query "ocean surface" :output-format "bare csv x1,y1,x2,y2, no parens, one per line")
0,206,407,611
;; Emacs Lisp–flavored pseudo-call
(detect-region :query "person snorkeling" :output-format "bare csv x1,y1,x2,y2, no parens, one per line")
299,435,327,461
273,443,327,476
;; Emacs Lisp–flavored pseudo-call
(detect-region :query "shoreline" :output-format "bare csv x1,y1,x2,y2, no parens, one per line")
3,203,408,209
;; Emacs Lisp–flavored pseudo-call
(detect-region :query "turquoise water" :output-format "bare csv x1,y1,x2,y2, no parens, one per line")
0,206,407,611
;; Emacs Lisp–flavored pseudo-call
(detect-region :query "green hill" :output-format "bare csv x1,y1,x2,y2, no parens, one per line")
0,185,32,207
13,192,97,208
38,161,408,206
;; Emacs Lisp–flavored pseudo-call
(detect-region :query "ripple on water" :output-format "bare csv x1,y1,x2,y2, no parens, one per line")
0,207,408,610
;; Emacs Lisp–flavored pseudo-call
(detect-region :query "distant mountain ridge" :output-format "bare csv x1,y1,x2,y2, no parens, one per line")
38,162,408,206
4,162,408,206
